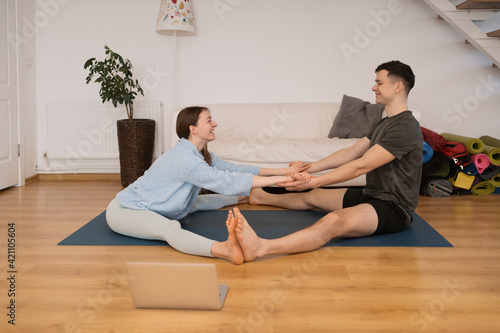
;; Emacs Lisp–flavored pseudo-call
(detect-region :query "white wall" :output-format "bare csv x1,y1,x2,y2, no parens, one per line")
20,0,38,179
30,0,500,175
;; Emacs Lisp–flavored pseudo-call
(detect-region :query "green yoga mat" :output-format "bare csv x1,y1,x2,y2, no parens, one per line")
428,161,450,178
479,135,500,165
482,145,500,165
471,180,495,195
490,175,500,188
441,133,484,155
58,210,453,248
480,135,500,147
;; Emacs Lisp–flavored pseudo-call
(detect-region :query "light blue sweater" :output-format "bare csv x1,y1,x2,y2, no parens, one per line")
116,138,260,220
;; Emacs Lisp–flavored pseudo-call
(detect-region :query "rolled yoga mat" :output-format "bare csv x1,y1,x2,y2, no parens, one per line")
479,135,500,165
480,135,500,147
482,146,500,165
422,152,451,178
441,133,484,155
471,180,496,195
422,141,434,164
489,174,500,188
479,164,500,181
429,162,451,178
471,154,490,174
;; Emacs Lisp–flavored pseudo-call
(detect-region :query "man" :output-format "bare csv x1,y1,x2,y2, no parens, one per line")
232,60,423,261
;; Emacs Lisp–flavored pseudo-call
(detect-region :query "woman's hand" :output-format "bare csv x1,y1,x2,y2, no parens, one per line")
277,172,317,191
294,172,312,182
288,161,311,174
281,174,296,183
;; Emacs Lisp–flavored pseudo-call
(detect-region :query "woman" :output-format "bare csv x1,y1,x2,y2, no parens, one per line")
106,106,309,264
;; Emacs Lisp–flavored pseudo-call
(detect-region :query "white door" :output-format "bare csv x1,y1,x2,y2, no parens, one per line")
0,0,20,190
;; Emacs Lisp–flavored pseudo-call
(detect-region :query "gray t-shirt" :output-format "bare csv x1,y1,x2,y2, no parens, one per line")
364,111,422,225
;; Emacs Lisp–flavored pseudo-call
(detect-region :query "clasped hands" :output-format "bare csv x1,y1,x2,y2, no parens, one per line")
281,161,317,191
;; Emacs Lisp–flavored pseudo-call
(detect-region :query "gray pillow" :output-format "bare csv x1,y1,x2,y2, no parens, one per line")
328,95,384,138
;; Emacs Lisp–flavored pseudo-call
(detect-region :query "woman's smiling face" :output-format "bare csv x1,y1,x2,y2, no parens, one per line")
191,110,218,143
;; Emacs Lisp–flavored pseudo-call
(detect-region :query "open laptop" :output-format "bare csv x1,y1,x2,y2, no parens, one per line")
126,262,229,310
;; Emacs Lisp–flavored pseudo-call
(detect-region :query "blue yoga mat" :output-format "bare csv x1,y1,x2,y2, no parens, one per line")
58,210,452,248
422,140,434,164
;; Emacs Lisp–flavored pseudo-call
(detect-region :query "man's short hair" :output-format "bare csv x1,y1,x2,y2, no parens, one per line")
375,60,415,95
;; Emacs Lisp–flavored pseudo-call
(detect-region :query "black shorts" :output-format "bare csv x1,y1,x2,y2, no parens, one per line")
342,188,408,235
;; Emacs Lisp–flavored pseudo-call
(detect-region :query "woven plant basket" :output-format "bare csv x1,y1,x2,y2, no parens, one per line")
117,119,156,187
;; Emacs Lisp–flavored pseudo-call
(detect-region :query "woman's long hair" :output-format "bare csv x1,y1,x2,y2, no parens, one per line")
176,106,212,166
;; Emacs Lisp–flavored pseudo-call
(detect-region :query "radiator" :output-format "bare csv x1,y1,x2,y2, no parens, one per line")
45,101,164,172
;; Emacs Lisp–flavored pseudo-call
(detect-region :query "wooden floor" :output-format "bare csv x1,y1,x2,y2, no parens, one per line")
1,178,499,333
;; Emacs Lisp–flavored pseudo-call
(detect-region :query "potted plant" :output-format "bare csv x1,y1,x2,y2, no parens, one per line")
84,45,155,187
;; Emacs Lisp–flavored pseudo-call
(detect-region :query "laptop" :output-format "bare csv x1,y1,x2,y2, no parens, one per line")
125,262,229,310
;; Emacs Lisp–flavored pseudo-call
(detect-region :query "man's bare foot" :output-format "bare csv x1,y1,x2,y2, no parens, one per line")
234,207,265,262
238,196,249,204
248,188,269,205
210,211,244,264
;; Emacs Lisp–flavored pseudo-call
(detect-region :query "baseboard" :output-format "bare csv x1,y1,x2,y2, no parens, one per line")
25,174,40,184
35,173,121,182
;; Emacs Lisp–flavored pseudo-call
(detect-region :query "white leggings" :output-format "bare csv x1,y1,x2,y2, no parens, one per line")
105,195,238,257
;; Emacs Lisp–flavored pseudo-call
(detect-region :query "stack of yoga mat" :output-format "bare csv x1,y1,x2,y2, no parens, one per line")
420,132,500,196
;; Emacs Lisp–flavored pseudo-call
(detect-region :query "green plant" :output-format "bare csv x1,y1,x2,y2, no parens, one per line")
84,45,144,121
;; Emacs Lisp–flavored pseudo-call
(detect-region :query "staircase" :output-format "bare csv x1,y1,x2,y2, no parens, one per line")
424,0,500,68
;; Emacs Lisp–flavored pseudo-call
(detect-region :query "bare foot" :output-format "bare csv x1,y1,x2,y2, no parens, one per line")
248,188,268,205
234,207,265,262
226,210,244,264
238,196,249,204
210,211,244,264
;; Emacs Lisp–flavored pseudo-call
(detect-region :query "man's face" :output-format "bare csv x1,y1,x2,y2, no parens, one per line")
372,69,399,105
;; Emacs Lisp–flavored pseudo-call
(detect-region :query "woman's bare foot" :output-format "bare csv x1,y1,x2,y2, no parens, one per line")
210,210,244,264
234,207,265,262
226,210,245,264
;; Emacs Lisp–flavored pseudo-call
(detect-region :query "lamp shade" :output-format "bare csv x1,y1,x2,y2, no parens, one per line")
156,0,195,35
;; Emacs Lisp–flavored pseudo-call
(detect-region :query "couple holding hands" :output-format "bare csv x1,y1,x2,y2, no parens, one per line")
106,60,422,264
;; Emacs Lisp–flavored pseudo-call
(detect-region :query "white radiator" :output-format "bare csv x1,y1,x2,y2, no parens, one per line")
44,101,164,173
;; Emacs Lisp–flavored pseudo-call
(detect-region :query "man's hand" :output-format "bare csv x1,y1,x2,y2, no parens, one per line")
277,172,317,191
